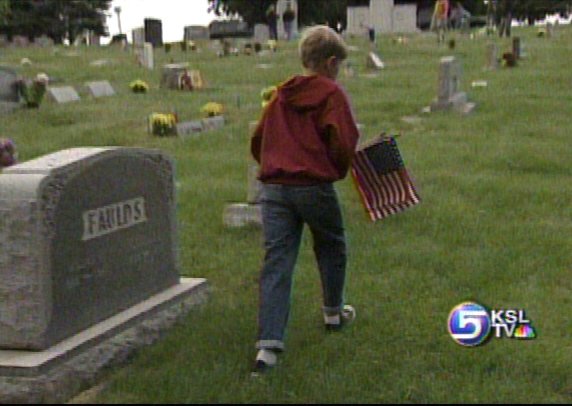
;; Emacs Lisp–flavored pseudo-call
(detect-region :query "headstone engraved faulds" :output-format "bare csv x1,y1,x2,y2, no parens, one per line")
47,86,81,104
223,122,262,227
429,56,475,114
85,81,115,98
0,148,183,350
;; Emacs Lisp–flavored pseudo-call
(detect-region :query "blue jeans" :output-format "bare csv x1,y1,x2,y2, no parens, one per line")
256,183,347,351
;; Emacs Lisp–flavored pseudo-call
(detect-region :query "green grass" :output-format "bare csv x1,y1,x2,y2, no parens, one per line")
1,27,571,403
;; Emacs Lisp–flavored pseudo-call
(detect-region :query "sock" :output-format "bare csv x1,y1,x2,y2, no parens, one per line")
256,349,277,366
324,314,341,325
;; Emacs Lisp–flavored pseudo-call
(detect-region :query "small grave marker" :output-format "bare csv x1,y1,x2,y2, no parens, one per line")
85,81,115,98
47,86,81,104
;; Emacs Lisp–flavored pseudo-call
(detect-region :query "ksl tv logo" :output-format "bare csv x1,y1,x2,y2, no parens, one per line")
448,302,537,347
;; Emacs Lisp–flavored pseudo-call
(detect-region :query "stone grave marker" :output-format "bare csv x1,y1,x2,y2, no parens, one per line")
184,25,209,41
160,63,189,89
0,148,208,403
0,67,20,104
176,120,204,137
47,86,81,104
202,116,225,132
429,56,475,114
513,37,521,60
189,70,205,90
254,24,270,43
546,22,554,38
142,42,154,70
12,36,29,47
0,148,183,350
485,42,499,70
223,122,263,227
367,52,385,70
35,35,54,48
85,81,115,98
132,27,146,48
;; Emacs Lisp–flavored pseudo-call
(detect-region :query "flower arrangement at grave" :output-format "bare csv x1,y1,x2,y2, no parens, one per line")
149,113,178,136
16,73,48,108
502,52,516,68
201,102,224,118
260,86,277,108
0,139,17,168
267,40,277,52
178,70,194,91
130,80,149,93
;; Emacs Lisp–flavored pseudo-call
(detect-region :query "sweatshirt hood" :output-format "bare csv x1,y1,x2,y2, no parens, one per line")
277,75,339,111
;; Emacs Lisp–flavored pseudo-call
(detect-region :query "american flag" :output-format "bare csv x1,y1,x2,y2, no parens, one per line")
351,135,421,222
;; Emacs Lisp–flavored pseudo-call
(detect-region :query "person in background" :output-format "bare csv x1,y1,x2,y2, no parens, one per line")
431,0,450,44
282,2,296,41
266,4,278,41
450,1,471,31
497,0,514,37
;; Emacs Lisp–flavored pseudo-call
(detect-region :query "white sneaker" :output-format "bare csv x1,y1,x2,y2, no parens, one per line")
324,305,356,332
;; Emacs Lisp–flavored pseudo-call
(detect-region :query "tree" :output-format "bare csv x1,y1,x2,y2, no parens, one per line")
207,0,347,29
206,0,572,31
0,0,9,25
511,0,571,24
0,0,111,44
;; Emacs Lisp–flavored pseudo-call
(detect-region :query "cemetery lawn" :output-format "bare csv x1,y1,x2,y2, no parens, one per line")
1,27,571,403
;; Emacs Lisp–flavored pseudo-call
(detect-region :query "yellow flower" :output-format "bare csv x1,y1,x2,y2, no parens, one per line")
130,80,149,93
149,113,177,136
201,102,224,117
260,86,277,108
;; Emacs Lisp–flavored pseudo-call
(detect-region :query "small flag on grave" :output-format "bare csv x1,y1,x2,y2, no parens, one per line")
351,135,421,222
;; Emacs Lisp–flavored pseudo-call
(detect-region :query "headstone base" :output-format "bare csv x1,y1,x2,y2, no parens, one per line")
0,278,209,404
430,92,476,114
223,203,262,227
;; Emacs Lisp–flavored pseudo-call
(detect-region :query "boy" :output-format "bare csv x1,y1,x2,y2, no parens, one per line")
251,25,360,374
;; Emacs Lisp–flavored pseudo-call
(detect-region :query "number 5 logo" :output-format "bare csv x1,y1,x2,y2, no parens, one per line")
448,302,491,347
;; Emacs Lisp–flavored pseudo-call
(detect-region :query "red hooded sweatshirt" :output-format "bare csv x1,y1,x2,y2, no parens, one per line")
251,75,360,185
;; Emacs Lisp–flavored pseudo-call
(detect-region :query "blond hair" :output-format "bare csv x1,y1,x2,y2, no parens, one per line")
298,25,348,71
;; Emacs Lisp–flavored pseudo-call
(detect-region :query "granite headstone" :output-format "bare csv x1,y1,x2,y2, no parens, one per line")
0,148,179,350
429,56,475,114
